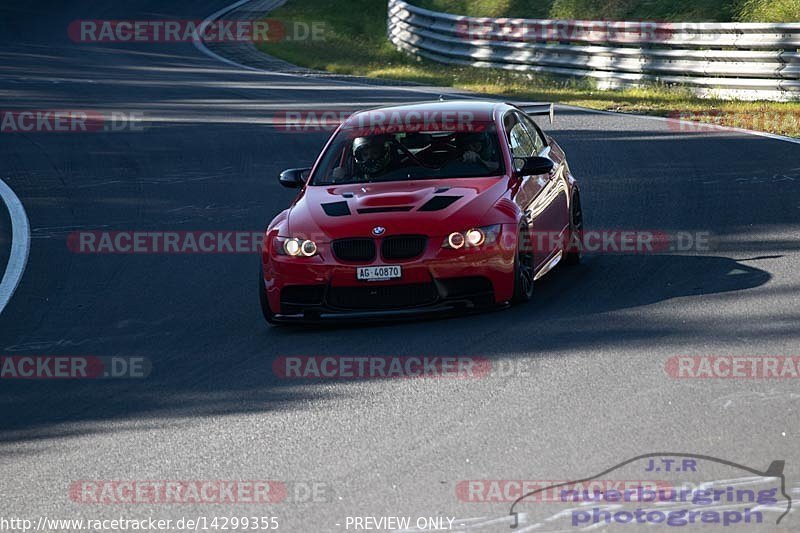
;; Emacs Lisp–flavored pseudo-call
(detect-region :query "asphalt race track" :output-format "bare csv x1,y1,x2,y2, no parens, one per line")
1,1,800,531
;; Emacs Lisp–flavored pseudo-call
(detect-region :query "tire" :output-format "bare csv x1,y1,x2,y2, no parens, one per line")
259,266,278,325
563,192,583,266
512,224,535,303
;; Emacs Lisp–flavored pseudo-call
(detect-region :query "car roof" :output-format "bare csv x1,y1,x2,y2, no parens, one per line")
340,100,512,129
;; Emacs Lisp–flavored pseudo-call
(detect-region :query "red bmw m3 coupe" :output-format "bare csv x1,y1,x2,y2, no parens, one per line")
259,100,582,324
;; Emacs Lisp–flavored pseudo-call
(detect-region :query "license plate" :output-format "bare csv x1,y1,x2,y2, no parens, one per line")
357,265,402,281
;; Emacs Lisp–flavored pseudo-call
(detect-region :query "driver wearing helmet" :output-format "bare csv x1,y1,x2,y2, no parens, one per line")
353,135,394,179
460,132,499,171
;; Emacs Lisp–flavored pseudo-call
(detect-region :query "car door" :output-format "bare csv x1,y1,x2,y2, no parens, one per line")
521,114,570,260
504,111,558,270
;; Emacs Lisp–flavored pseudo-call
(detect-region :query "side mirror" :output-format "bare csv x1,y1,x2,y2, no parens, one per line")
279,167,311,188
512,156,554,176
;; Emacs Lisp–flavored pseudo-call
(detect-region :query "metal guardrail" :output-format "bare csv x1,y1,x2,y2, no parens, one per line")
387,0,800,100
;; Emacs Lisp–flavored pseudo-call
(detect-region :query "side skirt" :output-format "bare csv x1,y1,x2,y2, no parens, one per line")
534,250,563,281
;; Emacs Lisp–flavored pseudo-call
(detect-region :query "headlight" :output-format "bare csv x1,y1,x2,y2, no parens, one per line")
300,240,317,257
447,232,465,250
443,225,501,249
276,237,318,257
466,229,485,247
284,238,301,256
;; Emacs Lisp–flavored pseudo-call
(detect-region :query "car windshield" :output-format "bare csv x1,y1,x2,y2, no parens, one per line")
310,124,504,185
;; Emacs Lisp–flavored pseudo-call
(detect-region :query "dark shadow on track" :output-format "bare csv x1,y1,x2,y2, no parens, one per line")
0,253,772,442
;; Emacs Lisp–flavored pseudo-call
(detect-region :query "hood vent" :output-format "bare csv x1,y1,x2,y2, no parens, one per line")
418,195,461,212
357,206,413,214
322,201,351,217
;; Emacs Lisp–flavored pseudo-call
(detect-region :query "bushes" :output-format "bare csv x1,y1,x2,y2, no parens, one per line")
548,0,636,20
736,0,800,22
549,0,738,22
413,0,552,18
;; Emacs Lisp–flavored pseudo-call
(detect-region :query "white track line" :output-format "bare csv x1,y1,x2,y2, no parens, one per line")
0,178,30,315
194,0,800,147
192,0,285,73
190,0,484,93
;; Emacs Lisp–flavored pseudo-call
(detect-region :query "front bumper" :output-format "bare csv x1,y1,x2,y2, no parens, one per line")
271,277,500,323
262,226,518,322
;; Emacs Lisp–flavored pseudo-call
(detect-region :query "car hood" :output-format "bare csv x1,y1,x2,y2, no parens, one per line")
286,177,509,240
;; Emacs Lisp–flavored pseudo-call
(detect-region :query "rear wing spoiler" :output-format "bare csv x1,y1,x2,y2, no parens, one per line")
510,102,555,125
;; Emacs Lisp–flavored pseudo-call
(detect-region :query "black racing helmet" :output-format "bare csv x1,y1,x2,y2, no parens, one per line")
353,135,391,174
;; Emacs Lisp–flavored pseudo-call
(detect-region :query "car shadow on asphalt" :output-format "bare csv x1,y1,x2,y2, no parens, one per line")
267,253,772,333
